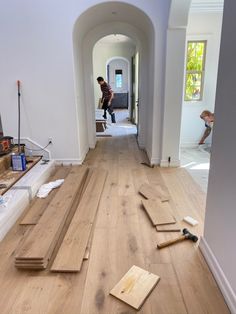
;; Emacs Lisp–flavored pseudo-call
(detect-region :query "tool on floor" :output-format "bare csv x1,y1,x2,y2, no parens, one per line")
11,80,26,171
157,228,198,249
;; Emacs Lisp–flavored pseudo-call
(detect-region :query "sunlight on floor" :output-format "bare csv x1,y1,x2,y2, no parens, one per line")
96,109,137,137
190,163,210,170
181,147,210,193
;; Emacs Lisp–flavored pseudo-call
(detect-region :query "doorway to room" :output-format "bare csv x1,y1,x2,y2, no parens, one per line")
92,34,139,137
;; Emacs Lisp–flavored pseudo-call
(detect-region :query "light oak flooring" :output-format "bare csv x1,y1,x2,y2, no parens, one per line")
0,111,229,314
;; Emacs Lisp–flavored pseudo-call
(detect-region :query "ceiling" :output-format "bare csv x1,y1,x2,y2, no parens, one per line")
190,0,224,13
97,34,134,45
96,1,224,45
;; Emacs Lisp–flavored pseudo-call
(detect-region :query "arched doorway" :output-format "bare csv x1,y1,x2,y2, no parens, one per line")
72,2,155,159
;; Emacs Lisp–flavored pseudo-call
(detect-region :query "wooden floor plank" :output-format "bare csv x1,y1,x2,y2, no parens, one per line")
139,182,169,202
50,169,107,272
20,166,71,225
142,199,176,226
110,265,160,310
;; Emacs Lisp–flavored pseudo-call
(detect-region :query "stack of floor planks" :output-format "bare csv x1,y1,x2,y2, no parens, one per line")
139,183,181,232
15,166,107,271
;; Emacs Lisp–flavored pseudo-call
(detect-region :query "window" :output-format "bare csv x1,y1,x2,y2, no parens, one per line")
184,41,207,101
115,69,123,88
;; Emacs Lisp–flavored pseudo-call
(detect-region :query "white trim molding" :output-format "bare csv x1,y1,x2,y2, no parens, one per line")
190,1,224,14
199,237,236,313
14,137,51,160
54,159,83,165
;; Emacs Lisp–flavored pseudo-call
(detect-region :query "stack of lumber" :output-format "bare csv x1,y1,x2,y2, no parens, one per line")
15,166,107,271
15,167,88,269
51,168,107,272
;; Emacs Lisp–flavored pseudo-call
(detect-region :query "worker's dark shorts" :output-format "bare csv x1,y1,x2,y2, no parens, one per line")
102,99,114,114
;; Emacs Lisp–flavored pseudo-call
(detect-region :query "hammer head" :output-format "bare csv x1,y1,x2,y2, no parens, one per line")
183,228,198,242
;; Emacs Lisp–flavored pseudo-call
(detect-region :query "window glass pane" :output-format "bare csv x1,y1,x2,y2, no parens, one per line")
186,42,205,71
185,73,202,101
185,40,206,101
116,74,122,88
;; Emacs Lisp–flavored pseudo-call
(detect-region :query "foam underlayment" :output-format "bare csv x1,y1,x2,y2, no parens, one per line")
0,160,55,241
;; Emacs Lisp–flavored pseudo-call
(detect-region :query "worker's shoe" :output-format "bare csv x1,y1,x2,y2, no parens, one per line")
111,113,116,123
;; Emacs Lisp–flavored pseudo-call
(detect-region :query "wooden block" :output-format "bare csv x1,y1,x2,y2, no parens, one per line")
96,120,106,132
141,199,176,226
139,183,169,202
110,265,160,310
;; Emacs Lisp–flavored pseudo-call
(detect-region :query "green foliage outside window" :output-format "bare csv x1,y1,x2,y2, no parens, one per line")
185,41,206,101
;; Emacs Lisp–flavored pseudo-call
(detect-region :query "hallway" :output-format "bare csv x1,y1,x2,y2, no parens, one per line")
0,129,229,313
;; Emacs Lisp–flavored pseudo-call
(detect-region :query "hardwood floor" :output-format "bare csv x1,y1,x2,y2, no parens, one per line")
0,124,230,313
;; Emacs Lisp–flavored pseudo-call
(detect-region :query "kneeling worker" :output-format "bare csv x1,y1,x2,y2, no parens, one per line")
199,110,214,145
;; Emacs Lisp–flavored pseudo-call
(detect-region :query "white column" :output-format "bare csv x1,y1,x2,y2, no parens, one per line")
161,27,186,167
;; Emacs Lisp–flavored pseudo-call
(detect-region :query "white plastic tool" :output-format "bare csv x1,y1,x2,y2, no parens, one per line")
183,216,199,226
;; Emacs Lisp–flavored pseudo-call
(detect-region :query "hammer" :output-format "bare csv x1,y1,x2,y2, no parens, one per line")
157,228,198,249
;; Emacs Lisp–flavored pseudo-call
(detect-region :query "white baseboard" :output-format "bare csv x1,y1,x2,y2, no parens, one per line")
199,237,236,313
54,159,83,165
160,159,180,167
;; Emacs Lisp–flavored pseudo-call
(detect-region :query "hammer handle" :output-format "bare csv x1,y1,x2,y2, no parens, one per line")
157,235,186,249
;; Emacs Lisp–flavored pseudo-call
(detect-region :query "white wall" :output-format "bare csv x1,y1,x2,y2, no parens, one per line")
199,2,236,311
0,0,170,164
93,42,135,106
180,12,223,147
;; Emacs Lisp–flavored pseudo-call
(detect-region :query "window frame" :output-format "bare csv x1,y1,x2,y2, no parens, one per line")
184,40,207,102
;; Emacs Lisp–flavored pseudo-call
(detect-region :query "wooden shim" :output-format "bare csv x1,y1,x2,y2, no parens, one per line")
139,183,169,202
141,199,176,226
110,265,160,310
15,167,88,264
50,169,107,272
20,166,71,225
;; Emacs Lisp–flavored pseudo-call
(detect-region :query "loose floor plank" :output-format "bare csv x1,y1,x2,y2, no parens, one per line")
141,199,176,226
139,183,169,202
156,223,181,232
50,169,107,272
20,166,71,225
110,265,160,310
15,166,88,269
